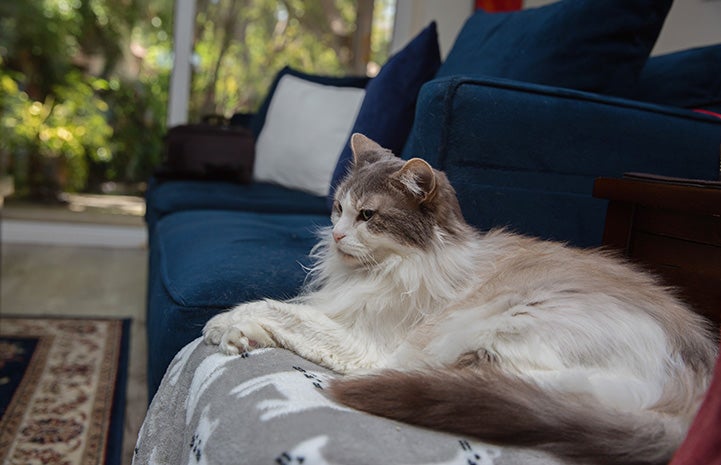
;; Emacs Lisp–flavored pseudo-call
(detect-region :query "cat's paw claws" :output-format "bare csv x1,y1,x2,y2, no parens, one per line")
202,312,231,346
219,327,248,355
207,320,276,355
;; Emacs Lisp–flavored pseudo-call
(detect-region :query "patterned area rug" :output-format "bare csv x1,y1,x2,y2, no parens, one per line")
0,316,130,465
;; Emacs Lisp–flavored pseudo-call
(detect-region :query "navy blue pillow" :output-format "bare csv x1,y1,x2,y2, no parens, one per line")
328,21,441,205
249,67,370,138
632,44,721,113
437,0,672,96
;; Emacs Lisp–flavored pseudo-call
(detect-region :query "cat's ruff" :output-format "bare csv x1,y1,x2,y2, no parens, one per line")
203,133,717,465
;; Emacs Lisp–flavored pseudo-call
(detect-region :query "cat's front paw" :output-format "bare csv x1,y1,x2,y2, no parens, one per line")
203,311,233,346
204,316,276,355
203,301,274,348
220,320,276,355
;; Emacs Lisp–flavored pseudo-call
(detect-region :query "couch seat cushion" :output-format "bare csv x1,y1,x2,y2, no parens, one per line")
146,209,329,396
145,178,329,230
155,210,329,309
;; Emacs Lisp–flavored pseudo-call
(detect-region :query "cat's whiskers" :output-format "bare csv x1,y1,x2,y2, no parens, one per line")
360,253,379,270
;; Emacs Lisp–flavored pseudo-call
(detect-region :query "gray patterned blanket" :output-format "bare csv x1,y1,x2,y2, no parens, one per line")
133,338,565,465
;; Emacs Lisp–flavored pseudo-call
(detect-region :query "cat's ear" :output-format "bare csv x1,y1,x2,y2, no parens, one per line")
351,133,391,167
391,158,437,203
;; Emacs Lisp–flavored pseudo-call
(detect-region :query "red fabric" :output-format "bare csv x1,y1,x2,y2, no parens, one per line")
669,335,721,465
475,0,522,12
693,109,721,119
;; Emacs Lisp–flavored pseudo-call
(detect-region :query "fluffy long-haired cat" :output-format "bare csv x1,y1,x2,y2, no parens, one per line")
204,133,717,464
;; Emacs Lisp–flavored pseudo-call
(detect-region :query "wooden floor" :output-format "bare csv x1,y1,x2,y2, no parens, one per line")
1,241,148,465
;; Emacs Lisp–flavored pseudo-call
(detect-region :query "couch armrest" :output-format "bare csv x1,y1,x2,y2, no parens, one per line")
403,76,721,246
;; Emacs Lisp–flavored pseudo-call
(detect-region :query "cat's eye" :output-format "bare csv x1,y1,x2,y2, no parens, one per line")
359,209,375,221
334,201,342,214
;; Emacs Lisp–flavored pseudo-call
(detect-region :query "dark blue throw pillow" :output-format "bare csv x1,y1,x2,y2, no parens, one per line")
249,67,370,139
437,0,672,96
632,44,721,113
328,21,441,206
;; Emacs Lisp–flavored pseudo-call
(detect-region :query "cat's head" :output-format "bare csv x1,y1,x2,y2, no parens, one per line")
329,133,468,267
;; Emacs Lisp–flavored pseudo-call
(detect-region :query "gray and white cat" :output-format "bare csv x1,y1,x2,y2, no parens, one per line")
204,133,717,465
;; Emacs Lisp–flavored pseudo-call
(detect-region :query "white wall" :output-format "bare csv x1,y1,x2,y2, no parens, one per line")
653,0,721,54
391,0,474,58
523,0,721,55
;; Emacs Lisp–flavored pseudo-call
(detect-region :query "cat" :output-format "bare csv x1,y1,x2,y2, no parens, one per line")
203,133,717,465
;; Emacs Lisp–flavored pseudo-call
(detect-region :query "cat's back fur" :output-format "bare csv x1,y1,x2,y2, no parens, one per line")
314,135,718,465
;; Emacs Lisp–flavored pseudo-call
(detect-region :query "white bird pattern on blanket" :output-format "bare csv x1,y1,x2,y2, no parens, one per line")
230,365,352,421
139,345,511,465
275,436,502,465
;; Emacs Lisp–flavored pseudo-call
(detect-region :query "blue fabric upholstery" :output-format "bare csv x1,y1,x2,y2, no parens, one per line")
145,2,721,401
147,209,329,395
633,44,721,113
438,0,672,96
402,76,721,246
144,178,328,234
328,21,441,205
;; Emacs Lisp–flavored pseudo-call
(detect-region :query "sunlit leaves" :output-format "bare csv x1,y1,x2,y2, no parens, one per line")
189,0,393,120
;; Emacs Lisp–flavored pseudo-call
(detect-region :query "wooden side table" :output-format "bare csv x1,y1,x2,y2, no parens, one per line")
593,173,721,328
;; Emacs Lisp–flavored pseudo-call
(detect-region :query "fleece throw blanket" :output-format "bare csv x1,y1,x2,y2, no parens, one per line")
133,338,565,465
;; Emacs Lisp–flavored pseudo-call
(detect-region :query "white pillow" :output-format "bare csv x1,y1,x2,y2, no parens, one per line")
253,74,366,196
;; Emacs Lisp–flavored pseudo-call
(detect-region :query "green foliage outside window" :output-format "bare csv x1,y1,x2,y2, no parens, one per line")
0,0,392,199
0,67,113,195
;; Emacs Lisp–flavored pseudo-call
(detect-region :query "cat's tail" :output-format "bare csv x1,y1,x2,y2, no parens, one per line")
329,367,685,465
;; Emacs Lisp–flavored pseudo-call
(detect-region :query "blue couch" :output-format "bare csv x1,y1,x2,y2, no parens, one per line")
145,0,721,399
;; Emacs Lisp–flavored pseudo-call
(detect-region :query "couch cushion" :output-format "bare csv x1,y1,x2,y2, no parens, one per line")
147,209,329,395
437,0,672,96
144,178,329,231
633,44,721,113
253,74,366,196
156,210,327,308
249,66,369,138
328,21,441,205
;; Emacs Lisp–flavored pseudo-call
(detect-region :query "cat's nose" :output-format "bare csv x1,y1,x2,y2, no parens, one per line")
332,231,346,243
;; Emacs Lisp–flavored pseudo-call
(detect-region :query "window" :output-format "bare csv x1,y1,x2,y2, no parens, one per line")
0,0,394,204
188,0,395,121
